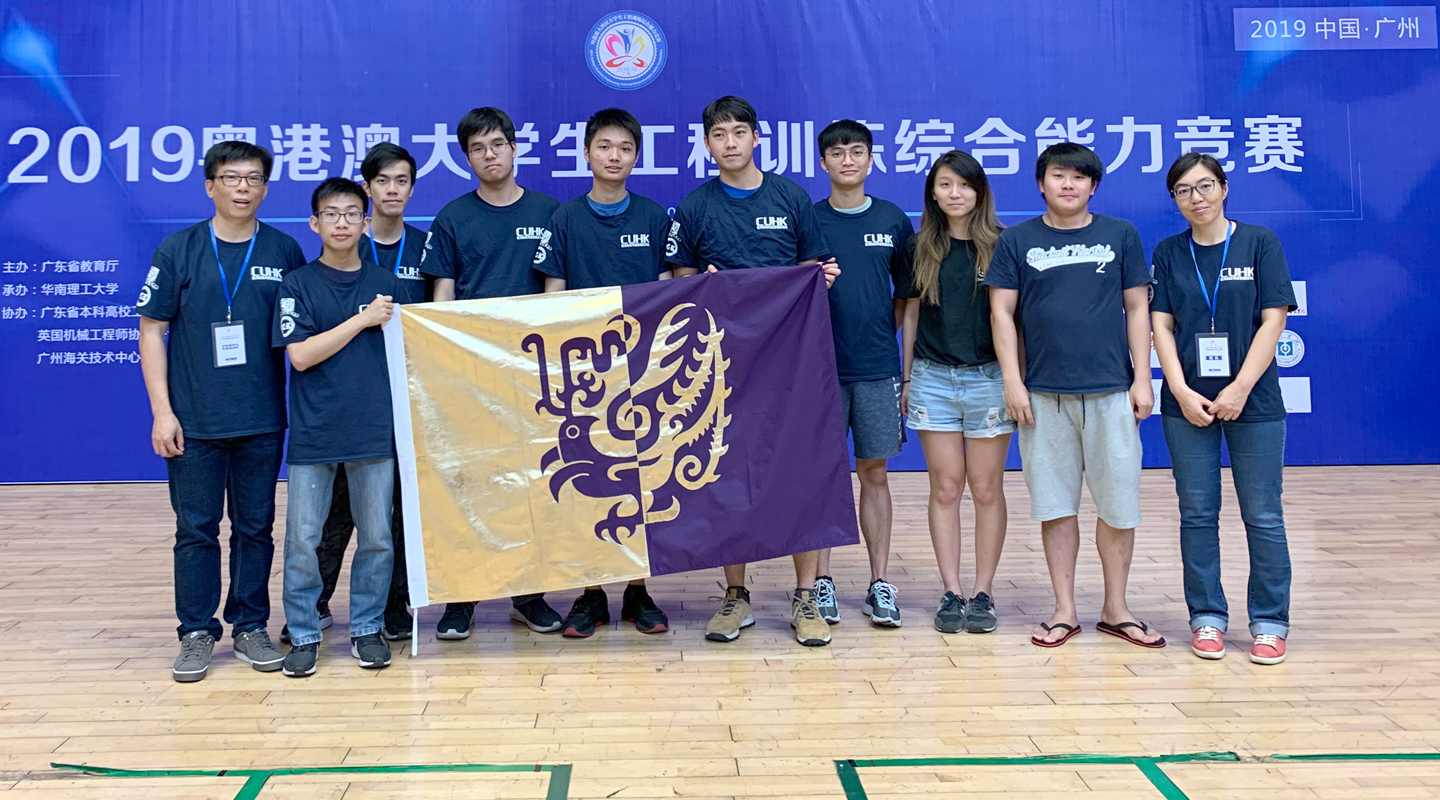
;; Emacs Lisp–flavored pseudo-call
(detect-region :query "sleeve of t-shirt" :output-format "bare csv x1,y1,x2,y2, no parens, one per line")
654,207,675,275
272,277,319,348
666,199,700,269
532,211,564,280
419,214,460,280
892,238,920,300
1121,223,1150,290
1150,242,1174,315
983,230,1021,290
1255,228,1297,311
793,194,830,263
136,238,182,322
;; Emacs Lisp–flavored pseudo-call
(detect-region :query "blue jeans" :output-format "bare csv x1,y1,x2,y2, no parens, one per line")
283,459,395,646
167,431,284,640
1162,415,1290,637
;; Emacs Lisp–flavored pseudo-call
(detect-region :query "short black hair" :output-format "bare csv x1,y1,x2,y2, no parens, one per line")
585,108,642,150
203,140,273,181
702,95,758,136
1035,142,1104,185
310,177,369,216
360,141,417,183
456,107,516,148
1165,152,1228,195
818,120,872,153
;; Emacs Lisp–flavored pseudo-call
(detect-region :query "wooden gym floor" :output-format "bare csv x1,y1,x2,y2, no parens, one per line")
1,465,1438,799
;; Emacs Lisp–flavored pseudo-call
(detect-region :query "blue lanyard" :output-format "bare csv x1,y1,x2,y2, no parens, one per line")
1187,221,1232,334
209,221,257,324
369,227,406,276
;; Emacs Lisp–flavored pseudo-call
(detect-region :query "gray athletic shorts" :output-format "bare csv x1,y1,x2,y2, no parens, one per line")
840,376,904,461
1018,390,1143,529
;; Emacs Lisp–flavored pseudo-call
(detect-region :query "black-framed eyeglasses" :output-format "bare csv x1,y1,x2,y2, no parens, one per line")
1171,178,1220,201
317,210,365,224
216,174,267,187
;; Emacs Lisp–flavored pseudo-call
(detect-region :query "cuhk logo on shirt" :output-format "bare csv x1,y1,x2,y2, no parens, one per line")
863,233,894,248
516,227,546,240
398,265,423,281
1220,265,1255,281
755,216,788,231
620,233,650,248
249,265,284,282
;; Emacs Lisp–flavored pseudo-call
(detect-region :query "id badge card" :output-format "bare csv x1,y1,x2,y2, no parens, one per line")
1196,332,1230,378
212,321,247,368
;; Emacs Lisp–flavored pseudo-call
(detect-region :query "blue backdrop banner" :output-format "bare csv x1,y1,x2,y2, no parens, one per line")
1,1,1437,482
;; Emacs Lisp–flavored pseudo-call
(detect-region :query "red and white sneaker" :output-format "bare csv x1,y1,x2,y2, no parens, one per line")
1191,626,1225,660
1250,634,1287,665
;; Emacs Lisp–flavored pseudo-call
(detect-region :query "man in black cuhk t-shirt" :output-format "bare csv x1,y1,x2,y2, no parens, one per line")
138,141,305,682
419,106,563,639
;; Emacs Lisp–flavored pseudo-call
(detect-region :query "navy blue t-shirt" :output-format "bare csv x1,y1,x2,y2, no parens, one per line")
137,220,306,439
1151,222,1296,422
360,222,429,305
419,189,559,299
667,172,829,270
813,197,912,381
272,260,402,465
533,193,672,290
984,214,1150,395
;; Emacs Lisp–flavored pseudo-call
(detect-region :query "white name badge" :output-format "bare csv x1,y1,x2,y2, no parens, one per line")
212,321,247,368
1196,332,1230,378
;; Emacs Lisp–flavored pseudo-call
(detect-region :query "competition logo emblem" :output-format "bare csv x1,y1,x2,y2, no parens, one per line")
279,297,297,338
523,304,730,544
1275,330,1305,368
586,11,667,91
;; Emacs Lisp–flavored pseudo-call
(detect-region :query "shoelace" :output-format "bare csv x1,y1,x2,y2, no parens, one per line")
1254,634,1280,648
813,579,836,608
871,581,897,610
942,594,963,614
719,595,743,617
247,630,276,650
796,597,820,621
181,633,210,658
1195,627,1222,642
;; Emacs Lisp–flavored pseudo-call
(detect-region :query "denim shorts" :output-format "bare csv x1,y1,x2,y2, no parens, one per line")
905,359,1016,438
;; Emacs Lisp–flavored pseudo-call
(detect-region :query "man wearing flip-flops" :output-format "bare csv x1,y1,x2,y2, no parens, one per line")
985,143,1166,650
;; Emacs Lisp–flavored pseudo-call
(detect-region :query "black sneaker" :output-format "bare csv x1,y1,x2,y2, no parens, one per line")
282,642,318,678
964,591,998,633
510,594,563,633
351,633,392,669
933,591,966,634
561,589,610,638
621,584,669,634
383,607,414,641
436,602,475,640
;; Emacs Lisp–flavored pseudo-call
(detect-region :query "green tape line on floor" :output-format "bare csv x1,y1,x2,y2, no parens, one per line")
1135,759,1191,800
844,751,1239,768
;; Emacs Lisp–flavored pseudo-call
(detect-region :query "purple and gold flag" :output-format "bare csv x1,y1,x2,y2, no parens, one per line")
384,266,859,606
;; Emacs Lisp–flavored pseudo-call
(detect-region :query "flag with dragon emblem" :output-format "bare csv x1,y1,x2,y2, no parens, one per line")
383,266,859,605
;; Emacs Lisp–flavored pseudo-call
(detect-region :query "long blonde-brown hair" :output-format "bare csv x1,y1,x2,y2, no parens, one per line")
912,150,1001,304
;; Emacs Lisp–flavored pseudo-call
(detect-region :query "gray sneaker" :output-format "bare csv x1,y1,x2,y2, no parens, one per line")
172,631,214,682
234,629,284,672
862,580,903,628
933,591,966,634
351,633,392,669
813,576,840,623
964,591,998,633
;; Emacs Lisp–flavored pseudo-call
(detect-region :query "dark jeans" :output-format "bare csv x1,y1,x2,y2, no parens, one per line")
315,463,409,615
1162,415,1291,637
167,431,285,640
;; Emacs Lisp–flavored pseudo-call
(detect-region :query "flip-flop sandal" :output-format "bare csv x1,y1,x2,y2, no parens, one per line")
1030,622,1080,648
1095,620,1167,649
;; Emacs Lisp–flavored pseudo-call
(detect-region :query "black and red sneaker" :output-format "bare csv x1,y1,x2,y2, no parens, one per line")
621,584,669,634
561,589,610,638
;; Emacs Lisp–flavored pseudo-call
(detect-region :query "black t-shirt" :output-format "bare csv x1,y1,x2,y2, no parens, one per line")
272,260,402,465
667,172,829,270
533,194,673,290
813,198,912,381
894,236,996,368
984,214,1150,395
1151,222,1296,422
136,220,305,439
419,189,559,299
360,222,429,305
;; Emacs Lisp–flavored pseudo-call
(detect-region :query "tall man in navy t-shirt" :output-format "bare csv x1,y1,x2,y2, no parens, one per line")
985,143,1164,650
419,107,564,640
138,141,306,683
810,120,913,629
667,95,841,647
534,108,676,639
273,178,404,677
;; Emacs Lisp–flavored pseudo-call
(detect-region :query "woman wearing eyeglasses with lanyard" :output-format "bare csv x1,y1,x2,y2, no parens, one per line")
1150,153,1297,665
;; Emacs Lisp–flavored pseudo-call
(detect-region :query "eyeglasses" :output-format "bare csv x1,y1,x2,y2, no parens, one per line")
466,141,514,157
825,146,870,161
1171,178,1220,201
317,210,365,224
216,174,267,187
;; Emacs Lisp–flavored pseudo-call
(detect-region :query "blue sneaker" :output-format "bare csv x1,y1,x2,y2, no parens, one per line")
933,591,966,634
813,576,840,623
862,580,902,628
